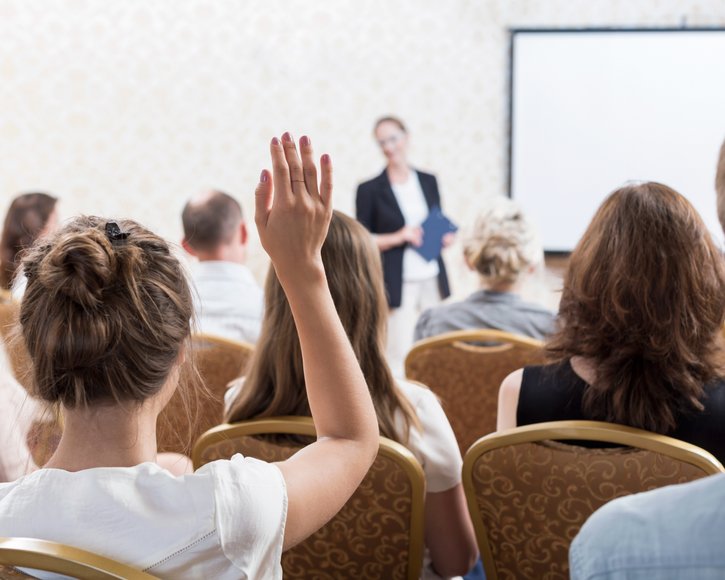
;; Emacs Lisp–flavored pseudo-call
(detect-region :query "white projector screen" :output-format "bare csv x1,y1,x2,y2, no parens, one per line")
510,29,725,253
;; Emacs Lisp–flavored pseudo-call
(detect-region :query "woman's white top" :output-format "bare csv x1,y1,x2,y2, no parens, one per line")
0,456,287,579
391,170,440,282
225,378,461,494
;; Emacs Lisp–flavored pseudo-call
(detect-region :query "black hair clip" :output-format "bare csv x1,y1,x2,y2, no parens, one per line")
105,221,129,243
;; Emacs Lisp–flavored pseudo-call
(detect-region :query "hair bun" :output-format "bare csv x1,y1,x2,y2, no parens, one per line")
38,229,117,309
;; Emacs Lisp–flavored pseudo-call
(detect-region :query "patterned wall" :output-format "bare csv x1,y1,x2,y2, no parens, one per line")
1,0,724,300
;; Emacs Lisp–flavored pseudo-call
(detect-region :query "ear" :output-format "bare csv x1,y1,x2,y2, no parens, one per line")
463,253,475,271
181,239,198,257
240,221,248,246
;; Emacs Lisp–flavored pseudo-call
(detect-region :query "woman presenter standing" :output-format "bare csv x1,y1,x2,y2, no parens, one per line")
356,117,451,375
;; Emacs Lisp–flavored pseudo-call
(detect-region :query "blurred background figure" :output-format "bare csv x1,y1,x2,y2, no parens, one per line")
357,117,452,376
0,192,59,298
415,196,555,342
182,190,263,343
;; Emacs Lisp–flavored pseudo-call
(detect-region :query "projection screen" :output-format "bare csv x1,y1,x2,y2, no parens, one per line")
509,28,725,253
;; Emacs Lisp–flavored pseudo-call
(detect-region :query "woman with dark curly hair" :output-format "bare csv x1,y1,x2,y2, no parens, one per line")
497,182,725,461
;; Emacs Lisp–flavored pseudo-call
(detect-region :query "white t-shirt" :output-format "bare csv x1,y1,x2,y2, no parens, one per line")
391,171,440,282
0,456,287,579
224,378,461,494
191,261,264,344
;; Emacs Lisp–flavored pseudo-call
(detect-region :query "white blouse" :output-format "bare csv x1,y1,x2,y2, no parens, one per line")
224,378,462,494
0,456,287,579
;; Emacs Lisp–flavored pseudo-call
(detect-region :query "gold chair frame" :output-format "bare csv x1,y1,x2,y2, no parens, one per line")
193,416,426,580
406,329,545,359
0,537,156,579
462,420,725,580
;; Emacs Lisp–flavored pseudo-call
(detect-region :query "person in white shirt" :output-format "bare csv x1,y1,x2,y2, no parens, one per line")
181,190,263,343
0,134,380,579
356,117,454,376
226,210,478,579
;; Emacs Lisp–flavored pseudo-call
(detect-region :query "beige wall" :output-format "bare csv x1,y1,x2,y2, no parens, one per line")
1,0,724,302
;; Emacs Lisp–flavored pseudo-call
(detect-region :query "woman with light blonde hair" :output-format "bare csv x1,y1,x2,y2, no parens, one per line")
414,196,555,341
226,210,479,579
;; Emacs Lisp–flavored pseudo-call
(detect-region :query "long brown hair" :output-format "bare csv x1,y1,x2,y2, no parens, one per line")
226,211,419,443
548,182,725,433
0,192,58,289
19,216,193,408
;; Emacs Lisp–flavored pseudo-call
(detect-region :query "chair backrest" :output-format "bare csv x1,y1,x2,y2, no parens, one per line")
0,301,34,392
462,420,725,580
405,329,546,453
156,333,254,454
0,537,156,579
193,417,426,580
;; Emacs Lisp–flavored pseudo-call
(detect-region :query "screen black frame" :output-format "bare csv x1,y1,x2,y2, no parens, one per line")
507,26,725,257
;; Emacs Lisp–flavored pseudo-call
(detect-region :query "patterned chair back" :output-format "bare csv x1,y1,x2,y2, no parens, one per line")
463,420,725,580
157,333,254,454
0,537,156,579
405,329,546,454
193,417,426,580
0,300,34,392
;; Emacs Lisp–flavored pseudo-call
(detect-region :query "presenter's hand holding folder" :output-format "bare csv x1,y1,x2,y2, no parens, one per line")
414,207,457,262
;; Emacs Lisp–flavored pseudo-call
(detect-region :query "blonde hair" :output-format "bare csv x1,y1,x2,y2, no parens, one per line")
463,197,542,286
226,211,419,444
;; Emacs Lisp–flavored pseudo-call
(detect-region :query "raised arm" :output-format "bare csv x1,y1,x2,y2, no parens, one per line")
255,133,378,550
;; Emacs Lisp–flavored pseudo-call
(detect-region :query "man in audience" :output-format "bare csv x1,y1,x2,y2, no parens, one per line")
569,139,725,578
182,190,263,343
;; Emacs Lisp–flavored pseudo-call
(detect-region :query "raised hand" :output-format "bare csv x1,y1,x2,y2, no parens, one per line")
255,132,333,283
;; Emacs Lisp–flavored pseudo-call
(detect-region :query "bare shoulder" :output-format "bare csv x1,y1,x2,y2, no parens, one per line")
497,368,524,431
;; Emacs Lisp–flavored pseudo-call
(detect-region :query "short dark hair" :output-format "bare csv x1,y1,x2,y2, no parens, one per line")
182,190,242,252
373,116,407,134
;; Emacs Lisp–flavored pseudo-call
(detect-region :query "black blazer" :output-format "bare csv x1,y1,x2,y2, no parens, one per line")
356,169,451,308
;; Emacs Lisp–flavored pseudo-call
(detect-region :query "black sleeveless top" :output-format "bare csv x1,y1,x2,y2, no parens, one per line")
518,360,725,464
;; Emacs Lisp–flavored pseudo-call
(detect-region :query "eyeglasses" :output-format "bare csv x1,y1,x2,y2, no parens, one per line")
377,133,403,148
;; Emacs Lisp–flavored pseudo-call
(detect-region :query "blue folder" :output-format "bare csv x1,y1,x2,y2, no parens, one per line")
414,206,458,262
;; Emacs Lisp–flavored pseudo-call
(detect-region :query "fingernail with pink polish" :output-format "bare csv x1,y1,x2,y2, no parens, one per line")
322,154,330,164
260,170,268,183
282,132,293,143
300,136,310,147
271,137,280,146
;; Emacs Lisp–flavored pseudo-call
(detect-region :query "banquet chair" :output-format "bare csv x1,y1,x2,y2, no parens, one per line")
0,537,156,579
156,333,254,454
0,300,33,392
405,329,546,454
193,417,426,580
463,420,724,580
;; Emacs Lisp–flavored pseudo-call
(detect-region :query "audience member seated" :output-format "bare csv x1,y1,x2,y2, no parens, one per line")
226,210,479,579
0,134,380,578
414,197,555,342
0,192,58,298
0,369,40,482
182,190,263,343
569,472,725,579
497,182,725,464
569,140,725,580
